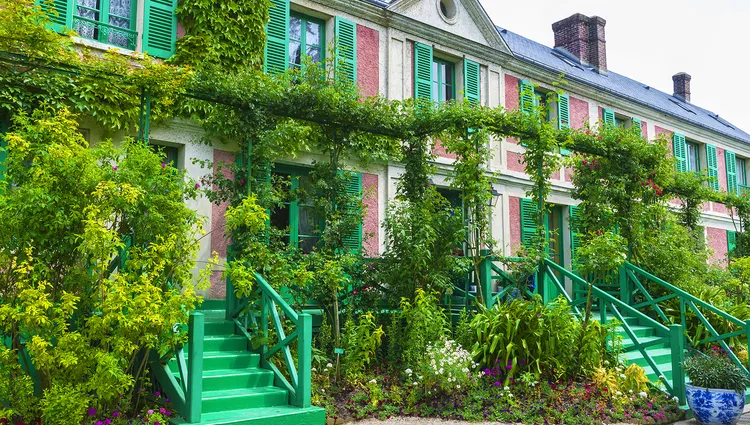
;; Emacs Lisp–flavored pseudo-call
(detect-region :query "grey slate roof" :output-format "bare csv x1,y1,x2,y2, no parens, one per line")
354,0,750,143
497,27,750,144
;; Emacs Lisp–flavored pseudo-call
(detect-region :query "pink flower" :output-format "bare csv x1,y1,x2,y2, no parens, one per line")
161,162,166,168
147,410,154,415
195,183,200,189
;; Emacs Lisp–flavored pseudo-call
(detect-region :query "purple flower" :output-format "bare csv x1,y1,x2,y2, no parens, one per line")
154,391,161,397
159,408,166,414
164,410,171,417
155,422,160,425
112,412,119,418
148,409,154,415
165,398,170,403
520,359,526,365
104,419,111,425
195,183,200,189
112,166,118,171
493,381,501,386
88,408,97,416
95,421,103,425
506,365,512,370
161,162,166,168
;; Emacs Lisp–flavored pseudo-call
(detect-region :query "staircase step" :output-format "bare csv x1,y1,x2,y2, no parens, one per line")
201,309,228,321
621,335,668,350
204,335,248,352
170,405,325,425
174,368,274,392
201,299,227,311
205,320,236,337
169,352,260,373
623,347,673,368
616,325,654,339
201,387,289,413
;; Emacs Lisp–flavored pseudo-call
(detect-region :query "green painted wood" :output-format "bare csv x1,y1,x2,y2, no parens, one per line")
296,314,312,408
37,0,73,32
264,0,289,74
672,133,688,173
341,172,363,253
170,405,325,425
602,108,615,126
334,17,357,83
463,58,480,106
726,150,738,194
669,324,686,405
414,42,433,103
519,79,534,114
706,144,719,191
143,0,177,58
187,312,205,423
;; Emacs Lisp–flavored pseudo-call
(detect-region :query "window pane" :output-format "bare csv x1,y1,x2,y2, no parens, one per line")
75,0,100,40
299,236,319,254
687,144,698,172
298,205,317,236
306,46,321,64
306,21,321,47
271,203,291,232
289,16,302,41
442,83,452,102
107,0,132,47
443,63,452,85
432,62,439,83
289,41,302,68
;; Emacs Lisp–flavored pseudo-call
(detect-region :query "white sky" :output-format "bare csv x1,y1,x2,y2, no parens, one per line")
479,0,750,135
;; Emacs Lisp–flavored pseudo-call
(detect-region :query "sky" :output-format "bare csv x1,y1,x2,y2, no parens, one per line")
479,0,750,134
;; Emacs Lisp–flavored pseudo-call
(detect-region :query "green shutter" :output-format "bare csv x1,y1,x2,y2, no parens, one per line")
728,230,737,258
631,117,641,135
706,144,719,191
519,80,534,114
143,0,177,59
569,205,582,268
558,93,571,155
463,59,480,106
520,198,538,247
264,0,290,74
334,17,357,83
0,116,8,185
726,150,738,194
342,172,363,253
673,133,688,173
38,0,73,32
602,108,615,126
414,42,433,103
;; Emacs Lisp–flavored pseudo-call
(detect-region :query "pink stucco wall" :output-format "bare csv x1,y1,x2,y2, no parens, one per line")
707,227,728,267
209,149,237,299
564,167,574,182
362,173,379,257
640,120,648,139
432,139,456,159
509,196,521,254
717,146,728,192
357,25,379,98
507,151,525,173
505,74,521,144
570,96,589,129
714,203,728,214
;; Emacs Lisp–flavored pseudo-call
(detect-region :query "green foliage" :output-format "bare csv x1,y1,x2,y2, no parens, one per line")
173,0,270,72
470,297,616,382
684,353,750,393
575,231,627,279
416,337,476,392
343,312,384,380
0,108,212,421
398,289,449,369
453,308,476,350
40,383,90,425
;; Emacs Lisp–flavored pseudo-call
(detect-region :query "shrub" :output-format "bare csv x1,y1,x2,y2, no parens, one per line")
343,312,384,379
398,289,449,369
40,383,90,425
416,337,476,392
683,354,750,393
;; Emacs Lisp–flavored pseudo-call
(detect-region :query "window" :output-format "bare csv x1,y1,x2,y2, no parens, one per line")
270,167,321,253
151,144,180,169
615,116,628,128
73,0,137,49
686,141,700,172
737,157,747,187
534,90,557,126
431,59,455,103
289,14,325,69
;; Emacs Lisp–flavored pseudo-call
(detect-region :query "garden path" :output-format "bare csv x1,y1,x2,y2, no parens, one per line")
353,419,631,425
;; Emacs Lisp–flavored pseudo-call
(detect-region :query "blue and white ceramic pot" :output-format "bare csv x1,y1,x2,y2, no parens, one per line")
686,383,745,425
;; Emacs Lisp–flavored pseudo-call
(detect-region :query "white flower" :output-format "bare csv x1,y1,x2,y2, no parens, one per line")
323,369,328,373
508,393,513,398
456,385,461,389
639,391,648,398
504,386,510,391
413,382,418,386
672,396,679,403
603,360,609,366
311,368,317,372
369,379,377,384
326,363,333,368
405,368,413,375
629,390,633,394
616,391,622,396
321,388,325,393
619,374,626,379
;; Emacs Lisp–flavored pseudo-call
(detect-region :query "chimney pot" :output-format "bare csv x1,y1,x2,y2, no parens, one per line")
673,72,692,103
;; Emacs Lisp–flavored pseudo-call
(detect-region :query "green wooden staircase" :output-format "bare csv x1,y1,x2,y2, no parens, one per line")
150,277,325,425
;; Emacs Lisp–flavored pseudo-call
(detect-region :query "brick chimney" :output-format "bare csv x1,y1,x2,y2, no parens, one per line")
552,13,607,73
673,72,691,103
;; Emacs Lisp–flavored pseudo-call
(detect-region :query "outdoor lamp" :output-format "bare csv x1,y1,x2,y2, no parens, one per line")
488,183,500,207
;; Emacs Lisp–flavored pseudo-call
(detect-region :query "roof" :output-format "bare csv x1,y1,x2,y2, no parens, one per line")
497,26,750,144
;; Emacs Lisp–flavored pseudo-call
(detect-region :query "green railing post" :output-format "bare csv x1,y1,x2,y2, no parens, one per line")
225,248,236,321
186,312,204,423
746,320,750,371
619,265,630,305
479,249,493,309
296,313,313,408
669,324,686,405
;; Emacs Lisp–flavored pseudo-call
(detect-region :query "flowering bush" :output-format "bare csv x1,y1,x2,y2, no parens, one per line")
416,337,476,392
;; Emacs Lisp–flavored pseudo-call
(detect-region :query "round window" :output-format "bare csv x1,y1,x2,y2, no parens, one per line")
437,0,457,23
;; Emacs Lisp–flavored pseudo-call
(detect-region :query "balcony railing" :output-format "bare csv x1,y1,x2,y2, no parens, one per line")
739,184,750,197
73,15,137,50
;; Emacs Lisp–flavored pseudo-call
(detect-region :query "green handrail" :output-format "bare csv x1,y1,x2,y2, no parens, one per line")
227,271,313,408
623,262,750,374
